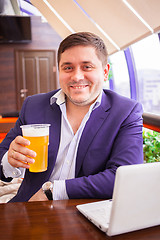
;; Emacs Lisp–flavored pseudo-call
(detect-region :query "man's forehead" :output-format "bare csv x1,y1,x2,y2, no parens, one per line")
59,46,98,64
61,45,96,56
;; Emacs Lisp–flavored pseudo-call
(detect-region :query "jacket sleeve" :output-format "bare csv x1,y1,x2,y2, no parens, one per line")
0,97,30,181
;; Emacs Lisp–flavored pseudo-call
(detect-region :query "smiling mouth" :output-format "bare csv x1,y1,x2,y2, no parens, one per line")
71,85,88,89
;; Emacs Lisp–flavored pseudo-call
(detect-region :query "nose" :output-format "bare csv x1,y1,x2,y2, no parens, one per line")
71,67,84,81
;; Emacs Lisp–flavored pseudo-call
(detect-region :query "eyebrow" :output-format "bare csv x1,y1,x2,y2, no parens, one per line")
60,62,72,68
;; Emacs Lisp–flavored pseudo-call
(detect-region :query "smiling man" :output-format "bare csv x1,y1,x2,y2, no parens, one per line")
59,45,109,106
58,44,110,135
0,32,143,202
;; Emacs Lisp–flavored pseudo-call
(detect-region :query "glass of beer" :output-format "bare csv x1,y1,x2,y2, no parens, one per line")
20,124,50,172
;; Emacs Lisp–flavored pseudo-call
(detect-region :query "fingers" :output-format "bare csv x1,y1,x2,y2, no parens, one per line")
8,136,36,169
14,135,30,146
9,149,34,169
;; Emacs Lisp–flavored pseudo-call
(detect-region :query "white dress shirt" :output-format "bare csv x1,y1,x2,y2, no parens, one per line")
1,89,102,200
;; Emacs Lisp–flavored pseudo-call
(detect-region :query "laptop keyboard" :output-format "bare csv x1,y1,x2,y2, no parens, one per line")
85,200,112,225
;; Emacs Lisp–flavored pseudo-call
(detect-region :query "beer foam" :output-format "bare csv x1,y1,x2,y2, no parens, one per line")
21,124,50,137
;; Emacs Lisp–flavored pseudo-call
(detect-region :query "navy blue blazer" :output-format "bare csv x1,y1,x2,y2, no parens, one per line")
0,89,143,202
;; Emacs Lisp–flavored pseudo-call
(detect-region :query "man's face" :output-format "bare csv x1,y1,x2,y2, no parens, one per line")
59,45,109,107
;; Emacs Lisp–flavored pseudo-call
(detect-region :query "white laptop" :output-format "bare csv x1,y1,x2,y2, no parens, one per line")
76,162,160,236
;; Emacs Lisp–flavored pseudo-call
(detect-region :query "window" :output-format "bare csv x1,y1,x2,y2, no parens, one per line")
108,51,130,98
131,34,160,115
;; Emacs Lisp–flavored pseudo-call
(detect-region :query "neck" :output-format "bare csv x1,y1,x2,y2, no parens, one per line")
66,100,91,134
66,100,91,115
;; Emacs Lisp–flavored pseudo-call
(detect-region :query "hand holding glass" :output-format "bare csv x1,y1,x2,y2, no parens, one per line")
20,124,50,172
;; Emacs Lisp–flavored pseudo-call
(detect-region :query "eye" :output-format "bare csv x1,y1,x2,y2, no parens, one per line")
63,66,73,72
83,65,93,71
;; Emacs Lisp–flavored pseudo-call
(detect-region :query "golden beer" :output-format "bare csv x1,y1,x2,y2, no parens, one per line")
21,124,50,172
24,135,49,172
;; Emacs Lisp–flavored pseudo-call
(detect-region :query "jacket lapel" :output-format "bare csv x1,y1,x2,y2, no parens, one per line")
46,102,61,177
75,92,111,176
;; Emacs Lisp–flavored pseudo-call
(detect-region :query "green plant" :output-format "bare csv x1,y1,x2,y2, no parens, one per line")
143,130,160,163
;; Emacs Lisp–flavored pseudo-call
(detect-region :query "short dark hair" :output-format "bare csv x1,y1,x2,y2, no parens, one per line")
57,32,108,68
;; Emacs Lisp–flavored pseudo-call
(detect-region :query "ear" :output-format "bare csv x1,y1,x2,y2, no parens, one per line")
104,63,110,81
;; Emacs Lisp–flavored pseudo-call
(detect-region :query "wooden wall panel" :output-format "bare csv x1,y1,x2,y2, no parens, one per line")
0,16,62,115
0,49,16,113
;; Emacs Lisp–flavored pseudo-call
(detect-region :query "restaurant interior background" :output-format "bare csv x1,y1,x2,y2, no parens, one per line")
0,0,160,115
0,0,160,155
0,0,159,213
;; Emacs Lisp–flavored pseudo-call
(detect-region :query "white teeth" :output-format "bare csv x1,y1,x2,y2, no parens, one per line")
73,85,86,89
